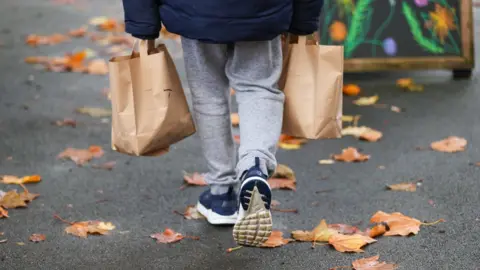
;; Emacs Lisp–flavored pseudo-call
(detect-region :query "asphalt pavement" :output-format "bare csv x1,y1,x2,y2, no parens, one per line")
0,1,479,269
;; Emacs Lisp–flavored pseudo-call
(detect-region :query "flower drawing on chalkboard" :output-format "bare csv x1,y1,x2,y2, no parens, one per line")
383,38,397,56
329,21,347,42
428,4,456,43
336,0,355,18
414,0,429,8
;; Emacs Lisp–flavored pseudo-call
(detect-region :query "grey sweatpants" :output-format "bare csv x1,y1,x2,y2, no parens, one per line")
182,37,285,194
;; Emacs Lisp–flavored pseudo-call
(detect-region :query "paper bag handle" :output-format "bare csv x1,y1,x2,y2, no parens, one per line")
130,39,152,90
130,39,150,58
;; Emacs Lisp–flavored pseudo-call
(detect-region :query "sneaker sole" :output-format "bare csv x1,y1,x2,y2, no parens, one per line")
196,202,237,225
233,177,272,247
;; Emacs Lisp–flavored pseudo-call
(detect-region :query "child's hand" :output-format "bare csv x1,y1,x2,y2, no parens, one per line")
147,40,156,54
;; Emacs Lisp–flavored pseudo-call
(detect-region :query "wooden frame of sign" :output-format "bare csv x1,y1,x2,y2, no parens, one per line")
341,0,474,79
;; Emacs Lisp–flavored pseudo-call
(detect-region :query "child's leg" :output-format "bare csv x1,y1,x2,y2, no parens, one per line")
226,36,284,177
182,37,237,195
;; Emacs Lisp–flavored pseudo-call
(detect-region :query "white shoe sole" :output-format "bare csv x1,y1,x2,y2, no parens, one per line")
233,176,272,247
196,202,237,225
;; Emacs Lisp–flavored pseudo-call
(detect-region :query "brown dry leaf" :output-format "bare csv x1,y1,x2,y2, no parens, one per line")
54,118,77,127
231,113,240,126
366,223,388,238
25,34,70,47
69,26,88,37
57,145,104,166
353,95,379,106
76,107,111,117
370,211,422,236
319,159,335,165
351,255,398,270
24,56,50,64
1,175,41,185
0,187,39,209
430,136,467,153
292,219,337,242
86,59,108,75
65,221,115,238
328,233,376,253
92,161,116,171
387,182,417,192
396,78,424,92
46,50,88,73
96,18,122,32
151,228,184,244
268,164,296,191
0,207,8,218
183,172,207,186
342,126,383,142
328,223,361,235
278,134,307,150
29,234,46,243
261,231,293,248
271,200,281,207
333,147,370,162
183,205,205,220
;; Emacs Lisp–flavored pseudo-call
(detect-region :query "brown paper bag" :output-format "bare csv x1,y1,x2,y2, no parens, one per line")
280,35,343,139
109,40,196,156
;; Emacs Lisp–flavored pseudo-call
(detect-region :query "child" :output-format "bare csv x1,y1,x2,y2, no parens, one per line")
122,0,323,246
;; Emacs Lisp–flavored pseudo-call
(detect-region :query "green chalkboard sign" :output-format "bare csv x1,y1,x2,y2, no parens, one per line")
319,0,474,77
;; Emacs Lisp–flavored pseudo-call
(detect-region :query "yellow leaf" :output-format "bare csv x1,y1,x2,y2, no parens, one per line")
353,95,379,106
387,182,417,192
318,159,335,165
1,175,41,185
328,233,376,253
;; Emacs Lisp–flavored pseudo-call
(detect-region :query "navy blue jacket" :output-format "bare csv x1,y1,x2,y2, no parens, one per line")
122,0,323,43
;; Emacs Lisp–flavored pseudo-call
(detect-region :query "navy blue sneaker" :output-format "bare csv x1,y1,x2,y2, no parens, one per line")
196,187,238,225
233,157,272,246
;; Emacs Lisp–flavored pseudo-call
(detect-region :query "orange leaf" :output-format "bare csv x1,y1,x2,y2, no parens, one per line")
359,129,383,142
151,228,184,244
268,164,296,190
328,234,376,253
278,134,307,150
328,223,361,235
370,211,421,236
431,136,467,153
29,234,46,243
183,172,207,186
292,219,337,242
65,221,115,238
261,231,293,248
342,126,383,142
387,182,417,192
68,26,88,37
88,145,104,158
24,56,50,64
92,161,116,171
366,223,388,238
333,147,370,162
1,175,41,185
343,84,361,96
0,188,38,209
57,145,103,166
351,255,398,270
25,34,69,47
183,205,205,220
53,118,77,128
231,113,239,126
0,207,8,218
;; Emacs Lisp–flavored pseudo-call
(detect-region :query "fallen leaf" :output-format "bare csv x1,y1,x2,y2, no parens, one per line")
86,59,108,75
68,26,88,37
370,211,421,236
268,164,296,190
53,215,116,239
390,105,403,113
231,113,239,126
1,175,41,185
328,224,361,235
53,118,77,127
57,145,104,165
292,219,337,242
431,136,467,153
182,205,205,220
92,161,116,171
0,187,39,209
29,234,46,243
25,34,69,47
319,159,335,165
183,172,207,186
151,228,184,244
278,134,307,150
17,242,25,246
24,56,50,64
46,50,88,73
75,107,111,117
387,182,417,192
261,231,293,248
343,84,361,96
351,255,398,270
366,223,388,238
342,126,383,142
271,200,281,207
333,147,370,162
0,207,8,218
353,95,379,106
328,234,376,253
396,78,424,92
